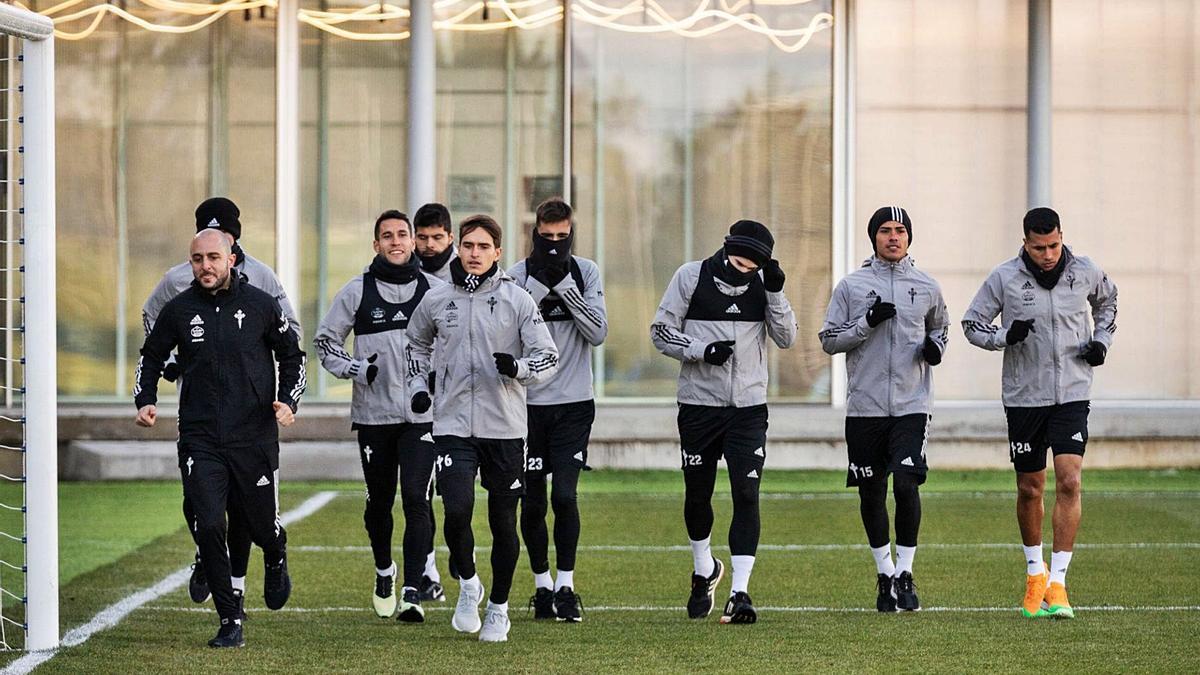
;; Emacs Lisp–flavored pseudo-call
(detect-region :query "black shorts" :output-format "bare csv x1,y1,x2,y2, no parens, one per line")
1004,401,1089,473
526,400,595,479
677,404,768,480
844,414,930,487
433,435,526,496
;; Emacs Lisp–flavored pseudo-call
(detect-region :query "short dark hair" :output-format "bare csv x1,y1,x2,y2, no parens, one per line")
535,197,572,227
1023,207,1061,237
459,214,502,247
374,209,410,240
413,203,452,233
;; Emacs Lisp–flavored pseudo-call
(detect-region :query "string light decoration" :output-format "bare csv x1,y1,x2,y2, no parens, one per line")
25,0,833,52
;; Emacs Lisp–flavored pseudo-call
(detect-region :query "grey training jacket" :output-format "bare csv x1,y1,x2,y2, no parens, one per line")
962,248,1117,407
405,270,560,439
313,267,444,426
650,259,797,407
508,257,608,405
819,256,950,417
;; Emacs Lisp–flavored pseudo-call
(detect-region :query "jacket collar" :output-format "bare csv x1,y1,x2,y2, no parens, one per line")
865,254,915,275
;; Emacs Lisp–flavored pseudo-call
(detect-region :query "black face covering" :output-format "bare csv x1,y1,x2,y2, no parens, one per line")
231,242,246,268
419,244,455,273
1021,245,1073,290
528,228,574,275
709,249,758,287
368,251,421,284
449,256,498,293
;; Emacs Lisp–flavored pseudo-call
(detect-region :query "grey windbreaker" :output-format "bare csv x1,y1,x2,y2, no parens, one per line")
313,267,444,426
405,269,560,439
819,256,950,417
507,256,607,405
650,259,797,407
962,248,1117,407
143,250,301,340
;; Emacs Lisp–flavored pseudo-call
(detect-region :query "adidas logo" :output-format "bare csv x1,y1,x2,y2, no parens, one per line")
1071,432,1084,442
420,432,434,442
746,469,759,479
753,447,764,457
392,309,406,321
901,456,915,467
206,218,220,229
446,301,458,310
573,451,584,462
726,304,741,314
190,314,204,325
548,248,557,255
867,290,878,298
1022,280,1034,290
549,306,566,316
510,478,522,490
256,475,270,487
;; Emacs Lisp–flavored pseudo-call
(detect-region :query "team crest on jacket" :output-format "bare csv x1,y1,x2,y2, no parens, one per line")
908,288,918,303
190,325,205,342
371,307,385,320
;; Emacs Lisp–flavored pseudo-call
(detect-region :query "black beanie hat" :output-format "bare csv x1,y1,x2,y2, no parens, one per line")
723,219,774,267
1023,207,1060,236
195,197,242,241
867,206,912,251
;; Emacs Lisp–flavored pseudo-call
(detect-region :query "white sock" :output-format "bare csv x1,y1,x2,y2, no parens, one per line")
729,555,755,594
231,576,246,593
376,562,396,578
461,574,482,592
534,571,553,590
485,601,508,615
895,545,916,575
424,551,440,582
871,544,895,577
1023,544,1045,576
555,569,574,591
1049,550,1072,585
690,537,714,577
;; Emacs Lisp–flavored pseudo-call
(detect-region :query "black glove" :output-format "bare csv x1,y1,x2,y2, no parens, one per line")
762,259,785,293
1078,340,1107,367
493,352,519,378
162,361,181,383
922,336,943,366
365,353,379,385
703,340,736,366
534,264,569,290
1005,318,1036,345
411,391,431,414
865,296,896,328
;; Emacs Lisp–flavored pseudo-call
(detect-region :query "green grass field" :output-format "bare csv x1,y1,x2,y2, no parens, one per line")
2,470,1199,673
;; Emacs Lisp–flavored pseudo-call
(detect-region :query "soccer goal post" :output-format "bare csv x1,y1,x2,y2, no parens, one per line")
0,3,56,653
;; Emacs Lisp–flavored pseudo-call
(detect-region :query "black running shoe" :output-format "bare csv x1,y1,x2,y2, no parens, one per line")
207,619,244,648
263,548,292,610
894,571,920,611
529,587,555,620
417,574,445,602
719,591,757,624
554,586,583,623
876,574,897,612
233,588,247,622
686,558,725,619
189,554,211,604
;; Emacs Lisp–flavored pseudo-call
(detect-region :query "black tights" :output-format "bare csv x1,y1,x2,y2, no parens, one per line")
857,472,922,548
683,463,761,556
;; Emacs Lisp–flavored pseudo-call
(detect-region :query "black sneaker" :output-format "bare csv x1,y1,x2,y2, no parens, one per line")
686,558,724,619
719,591,757,624
418,575,445,602
529,587,555,620
233,588,247,622
894,571,920,611
876,574,897,612
397,587,425,623
189,554,211,604
554,586,583,623
207,618,244,648
263,548,292,610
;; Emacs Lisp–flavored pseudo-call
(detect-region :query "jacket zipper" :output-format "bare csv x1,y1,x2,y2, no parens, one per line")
214,301,222,446
467,289,475,437
1049,283,1059,404
887,264,895,416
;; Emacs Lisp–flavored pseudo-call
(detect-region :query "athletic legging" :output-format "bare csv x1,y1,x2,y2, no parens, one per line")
857,472,922,549
441,476,521,605
683,461,761,556
520,463,582,574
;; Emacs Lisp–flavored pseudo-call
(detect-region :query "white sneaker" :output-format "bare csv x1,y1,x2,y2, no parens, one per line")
479,603,511,643
372,565,397,619
451,578,485,633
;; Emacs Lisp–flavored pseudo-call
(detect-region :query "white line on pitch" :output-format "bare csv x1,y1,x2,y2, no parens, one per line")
140,604,1200,614
290,542,1200,553
0,491,340,675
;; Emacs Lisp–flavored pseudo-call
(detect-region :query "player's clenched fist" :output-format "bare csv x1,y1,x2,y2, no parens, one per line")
273,401,295,427
135,404,157,428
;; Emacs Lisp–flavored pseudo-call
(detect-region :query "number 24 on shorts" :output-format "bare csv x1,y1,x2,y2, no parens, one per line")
1010,442,1033,459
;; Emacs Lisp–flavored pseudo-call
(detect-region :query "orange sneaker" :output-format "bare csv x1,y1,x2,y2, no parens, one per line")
1021,571,1049,618
1044,582,1074,619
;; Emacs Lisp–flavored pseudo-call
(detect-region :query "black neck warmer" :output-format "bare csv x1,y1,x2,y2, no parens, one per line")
368,252,422,285
1021,245,1073,290
527,229,574,276
419,245,455,274
709,249,757,287
231,242,246,268
450,257,498,293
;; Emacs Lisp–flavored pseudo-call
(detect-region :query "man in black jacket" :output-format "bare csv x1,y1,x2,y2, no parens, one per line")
134,229,307,648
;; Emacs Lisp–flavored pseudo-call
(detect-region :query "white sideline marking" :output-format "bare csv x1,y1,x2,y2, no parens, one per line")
291,542,1200,554
141,604,1200,614
1,491,339,675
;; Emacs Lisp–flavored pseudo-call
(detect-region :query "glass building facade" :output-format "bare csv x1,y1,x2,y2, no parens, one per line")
38,0,1200,402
